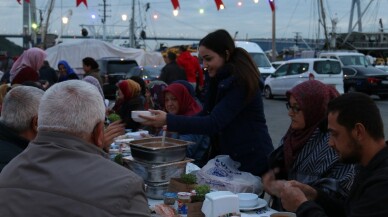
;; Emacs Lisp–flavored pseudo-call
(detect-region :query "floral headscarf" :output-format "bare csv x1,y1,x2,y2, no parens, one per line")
10,47,46,84
147,80,167,110
283,80,339,169
83,76,104,99
163,83,201,116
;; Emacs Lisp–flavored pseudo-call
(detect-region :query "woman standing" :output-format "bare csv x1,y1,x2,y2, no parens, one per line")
142,29,273,176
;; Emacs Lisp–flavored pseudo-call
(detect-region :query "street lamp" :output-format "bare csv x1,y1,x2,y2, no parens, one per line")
62,16,69,24
121,14,127,21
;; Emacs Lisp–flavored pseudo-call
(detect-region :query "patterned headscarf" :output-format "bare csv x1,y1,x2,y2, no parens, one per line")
283,80,339,169
83,76,104,99
163,83,201,116
147,80,167,110
10,47,46,84
117,79,141,101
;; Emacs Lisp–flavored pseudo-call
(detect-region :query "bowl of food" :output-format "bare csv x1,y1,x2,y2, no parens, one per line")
237,193,258,208
131,111,153,122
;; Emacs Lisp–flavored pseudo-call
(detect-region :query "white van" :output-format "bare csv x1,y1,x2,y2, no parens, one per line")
235,41,276,81
318,51,371,67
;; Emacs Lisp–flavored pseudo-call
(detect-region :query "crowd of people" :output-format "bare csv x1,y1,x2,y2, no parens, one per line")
0,29,387,217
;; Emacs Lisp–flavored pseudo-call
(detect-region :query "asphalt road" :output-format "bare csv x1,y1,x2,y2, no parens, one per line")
263,96,388,149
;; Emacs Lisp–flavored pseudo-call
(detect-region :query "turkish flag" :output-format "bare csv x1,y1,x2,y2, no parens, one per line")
76,0,88,8
16,0,30,4
214,0,225,10
171,0,180,10
268,0,275,12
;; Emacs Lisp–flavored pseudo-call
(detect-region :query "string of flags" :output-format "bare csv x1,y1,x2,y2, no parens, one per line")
17,0,274,12
17,0,88,8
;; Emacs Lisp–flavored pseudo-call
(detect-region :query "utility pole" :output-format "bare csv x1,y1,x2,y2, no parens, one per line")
22,0,30,49
271,0,276,61
99,0,110,40
130,0,135,47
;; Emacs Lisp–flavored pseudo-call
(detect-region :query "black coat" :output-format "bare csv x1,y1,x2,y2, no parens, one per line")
0,122,29,172
296,146,388,217
159,61,187,84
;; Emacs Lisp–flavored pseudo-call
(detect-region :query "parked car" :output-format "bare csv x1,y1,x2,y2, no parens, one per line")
375,65,388,73
271,61,286,69
264,58,344,99
343,66,388,99
125,65,163,83
96,57,138,99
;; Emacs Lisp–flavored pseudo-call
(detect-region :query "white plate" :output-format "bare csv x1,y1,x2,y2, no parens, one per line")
239,198,267,211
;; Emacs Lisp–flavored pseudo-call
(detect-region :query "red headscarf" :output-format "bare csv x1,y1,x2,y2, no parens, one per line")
283,80,339,169
117,79,141,101
163,83,201,116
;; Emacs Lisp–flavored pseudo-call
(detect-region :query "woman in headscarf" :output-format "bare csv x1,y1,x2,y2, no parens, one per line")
262,80,356,210
145,80,167,110
172,79,202,108
163,83,209,166
112,79,144,131
10,47,46,85
57,60,79,82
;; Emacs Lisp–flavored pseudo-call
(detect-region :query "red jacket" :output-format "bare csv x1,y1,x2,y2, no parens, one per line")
177,51,204,86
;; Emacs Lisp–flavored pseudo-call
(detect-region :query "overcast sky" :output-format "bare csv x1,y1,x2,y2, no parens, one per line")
1,0,387,49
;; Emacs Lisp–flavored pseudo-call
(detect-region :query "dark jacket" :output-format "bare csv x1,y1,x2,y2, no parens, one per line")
296,145,388,217
39,65,58,85
0,122,29,172
167,67,273,176
0,131,150,216
118,96,144,131
159,61,187,84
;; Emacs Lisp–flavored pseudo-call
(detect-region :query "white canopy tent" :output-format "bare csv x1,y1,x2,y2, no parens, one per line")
45,39,165,74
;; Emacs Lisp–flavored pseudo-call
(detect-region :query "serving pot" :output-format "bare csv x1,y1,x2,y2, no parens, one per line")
125,157,193,183
129,137,193,164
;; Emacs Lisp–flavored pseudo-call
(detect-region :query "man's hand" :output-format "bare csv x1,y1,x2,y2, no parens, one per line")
288,180,318,201
103,120,125,149
280,182,308,212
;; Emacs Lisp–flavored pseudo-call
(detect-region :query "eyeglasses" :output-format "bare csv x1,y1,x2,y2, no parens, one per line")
286,102,301,113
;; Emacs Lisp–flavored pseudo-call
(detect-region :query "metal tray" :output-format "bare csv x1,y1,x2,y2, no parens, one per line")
124,157,194,183
129,137,193,164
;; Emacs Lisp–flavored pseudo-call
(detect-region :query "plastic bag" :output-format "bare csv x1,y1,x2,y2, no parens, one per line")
196,155,263,194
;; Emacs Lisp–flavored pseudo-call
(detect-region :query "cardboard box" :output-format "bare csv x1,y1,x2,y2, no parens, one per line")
168,178,197,193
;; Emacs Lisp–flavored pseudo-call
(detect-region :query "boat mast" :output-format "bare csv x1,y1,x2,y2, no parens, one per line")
130,0,135,48
318,0,329,49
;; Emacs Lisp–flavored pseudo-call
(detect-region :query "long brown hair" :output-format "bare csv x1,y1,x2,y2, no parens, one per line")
199,29,260,101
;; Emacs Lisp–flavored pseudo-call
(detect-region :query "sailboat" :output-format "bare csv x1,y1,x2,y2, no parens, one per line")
323,0,388,59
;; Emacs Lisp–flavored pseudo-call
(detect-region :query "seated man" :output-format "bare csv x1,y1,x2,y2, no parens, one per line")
279,92,388,217
0,86,44,172
0,80,150,216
